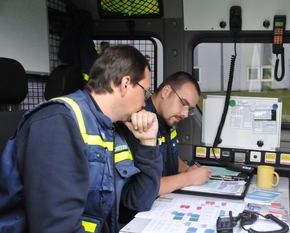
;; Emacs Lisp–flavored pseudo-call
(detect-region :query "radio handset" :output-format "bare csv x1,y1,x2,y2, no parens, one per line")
273,15,286,82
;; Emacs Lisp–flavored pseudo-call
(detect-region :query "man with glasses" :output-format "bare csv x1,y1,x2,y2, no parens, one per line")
120,71,212,197
136,82,153,100
0,45,162,233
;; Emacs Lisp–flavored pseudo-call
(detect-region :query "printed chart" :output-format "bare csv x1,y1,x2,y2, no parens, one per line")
135,196,246,233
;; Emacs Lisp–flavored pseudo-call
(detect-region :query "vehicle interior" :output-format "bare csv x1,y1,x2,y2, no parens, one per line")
1,0,290,176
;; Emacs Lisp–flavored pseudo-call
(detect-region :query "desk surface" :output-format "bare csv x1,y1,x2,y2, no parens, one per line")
120,176,289,233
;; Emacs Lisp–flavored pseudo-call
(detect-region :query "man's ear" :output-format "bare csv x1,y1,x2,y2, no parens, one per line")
161,84,171,99
120,75,131,95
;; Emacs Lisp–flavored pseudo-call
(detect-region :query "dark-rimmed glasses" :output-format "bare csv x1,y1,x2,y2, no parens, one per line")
137,83,152,100
171,86,195,116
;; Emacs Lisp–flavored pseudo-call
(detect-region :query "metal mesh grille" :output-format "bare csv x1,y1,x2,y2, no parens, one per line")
99,0,163,18
20,75,47,110
47,0,69,71
94,39,157,91
4,0,158,111
15,0,68,110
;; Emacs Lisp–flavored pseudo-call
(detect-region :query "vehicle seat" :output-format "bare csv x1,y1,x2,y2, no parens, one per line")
44,64,84,100
0,57,28,154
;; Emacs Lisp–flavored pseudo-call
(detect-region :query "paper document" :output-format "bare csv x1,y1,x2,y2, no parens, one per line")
134,195,246,233
181,180,246,195
179,165,249,196
205,166,240,176
244,189,282,204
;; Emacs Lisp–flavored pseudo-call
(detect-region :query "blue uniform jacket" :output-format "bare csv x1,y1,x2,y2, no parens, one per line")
145,98,179,176
10,90,162,233
119,97,179,177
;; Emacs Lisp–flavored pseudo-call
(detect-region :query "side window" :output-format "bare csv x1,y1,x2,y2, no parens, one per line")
194,43,290,124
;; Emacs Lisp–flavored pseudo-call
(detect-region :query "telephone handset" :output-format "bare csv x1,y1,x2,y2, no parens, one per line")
273,15,286,54
273,15,286,81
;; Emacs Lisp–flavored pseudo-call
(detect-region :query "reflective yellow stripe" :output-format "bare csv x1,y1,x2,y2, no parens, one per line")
53,97,115,151
170,129,177,140
82,221,97,233
55,98,136,158
53,97,86,135
83,134,114,151
158,129,177,143
95,46,101,55
83,73,89,81
115,150,133,163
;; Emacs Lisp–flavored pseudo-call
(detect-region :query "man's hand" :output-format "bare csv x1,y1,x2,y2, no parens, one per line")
124,109,159,146
186,166,212,185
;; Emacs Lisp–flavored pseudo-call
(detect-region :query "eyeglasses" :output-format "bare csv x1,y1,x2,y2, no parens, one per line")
137,83,152,100
171,86,195,116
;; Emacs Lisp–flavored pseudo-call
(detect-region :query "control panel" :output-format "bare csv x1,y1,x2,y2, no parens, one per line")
194,145,290,169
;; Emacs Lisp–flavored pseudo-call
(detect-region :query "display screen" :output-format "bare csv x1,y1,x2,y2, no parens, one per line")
275,21,284,27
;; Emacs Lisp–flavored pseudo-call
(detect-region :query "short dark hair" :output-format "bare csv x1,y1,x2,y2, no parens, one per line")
156,71,200,95
86,45,150,94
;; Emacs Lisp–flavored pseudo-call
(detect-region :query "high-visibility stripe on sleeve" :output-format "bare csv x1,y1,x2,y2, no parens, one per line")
82,221,97,233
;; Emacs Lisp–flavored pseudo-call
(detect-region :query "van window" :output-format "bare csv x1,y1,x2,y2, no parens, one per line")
195,43,290,124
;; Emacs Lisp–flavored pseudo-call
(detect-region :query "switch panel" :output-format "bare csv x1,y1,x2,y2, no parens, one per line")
234,151,247,163
250,151,262,163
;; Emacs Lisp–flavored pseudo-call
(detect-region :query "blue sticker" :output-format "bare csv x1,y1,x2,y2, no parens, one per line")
272,103,278,109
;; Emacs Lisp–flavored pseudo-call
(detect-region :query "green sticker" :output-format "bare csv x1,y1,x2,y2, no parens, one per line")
229,99,236,106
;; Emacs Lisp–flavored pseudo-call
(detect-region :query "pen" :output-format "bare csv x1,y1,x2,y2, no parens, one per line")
210,175,246,181
210,176,224,180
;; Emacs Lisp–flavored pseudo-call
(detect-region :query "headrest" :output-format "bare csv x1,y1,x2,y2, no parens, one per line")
44,65,84,100
0,57,28,104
